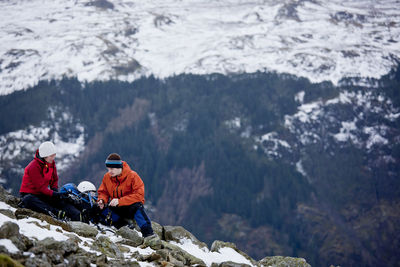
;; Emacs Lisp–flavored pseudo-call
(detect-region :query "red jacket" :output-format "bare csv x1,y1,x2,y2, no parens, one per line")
19,150,58,196
97,161,145,206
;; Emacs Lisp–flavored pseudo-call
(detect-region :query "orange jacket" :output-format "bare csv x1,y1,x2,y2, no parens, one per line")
97,161,145,206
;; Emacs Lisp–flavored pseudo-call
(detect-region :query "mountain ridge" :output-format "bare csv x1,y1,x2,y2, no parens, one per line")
1,0,399,95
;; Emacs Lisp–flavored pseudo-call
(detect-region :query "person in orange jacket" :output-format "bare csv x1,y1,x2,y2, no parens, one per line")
97,153,154,237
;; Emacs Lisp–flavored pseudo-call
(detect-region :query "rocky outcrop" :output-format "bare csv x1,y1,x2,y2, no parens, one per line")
211,240,258,266
0,186,311,266
259,256,311,267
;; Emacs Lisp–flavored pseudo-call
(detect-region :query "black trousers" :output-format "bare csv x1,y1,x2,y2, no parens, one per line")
20,193,83,221
110,202,154,237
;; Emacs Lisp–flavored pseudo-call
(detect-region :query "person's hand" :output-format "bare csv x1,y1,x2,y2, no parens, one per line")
97,199,105,209
109,198,119,207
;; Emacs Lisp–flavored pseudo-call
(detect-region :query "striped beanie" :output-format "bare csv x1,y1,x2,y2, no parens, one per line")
105,153,123,168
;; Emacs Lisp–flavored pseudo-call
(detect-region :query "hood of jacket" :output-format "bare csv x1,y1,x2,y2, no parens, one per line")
33,149,55,169
109,161,131,183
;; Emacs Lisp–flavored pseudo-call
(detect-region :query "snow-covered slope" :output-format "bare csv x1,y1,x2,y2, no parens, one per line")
1,0,399,95
0,199,265,267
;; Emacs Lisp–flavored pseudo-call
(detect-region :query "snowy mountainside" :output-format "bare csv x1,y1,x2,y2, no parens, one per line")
0,106,85,170
0,191,280,267
0,69,399,266
1,0,400,95
285,89,400,150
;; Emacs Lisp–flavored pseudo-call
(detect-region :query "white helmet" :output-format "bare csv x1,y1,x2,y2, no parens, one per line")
77,181,96,193
39,141,56,157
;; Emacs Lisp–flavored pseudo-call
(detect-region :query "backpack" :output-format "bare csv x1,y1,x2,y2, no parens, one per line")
59,183,121,226
59,183,85,206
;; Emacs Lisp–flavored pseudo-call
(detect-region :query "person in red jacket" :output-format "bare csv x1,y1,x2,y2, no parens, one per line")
97,153,154,237
19,141,84,221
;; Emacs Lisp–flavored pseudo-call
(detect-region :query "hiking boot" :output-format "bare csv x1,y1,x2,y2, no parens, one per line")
58,210,66,220
144,233,158,240
142,234,161,249
80,210,90,223
141,225,154,238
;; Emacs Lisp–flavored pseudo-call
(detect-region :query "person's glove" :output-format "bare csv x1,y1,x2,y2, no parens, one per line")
52,191,67,200
97,199,105,209
109,198,119,207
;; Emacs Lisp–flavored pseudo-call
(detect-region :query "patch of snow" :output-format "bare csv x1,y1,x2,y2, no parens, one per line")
385,112,400,121
0,212,69,242
0,201,16,212
289,101,323,124
171,238,254,266
225,117,241,129
173,118,189,132
254,132,291,158
299,132,321,145
326,91,352,105
295,91,305,104
296,160,307,177
364,126,389,149
333,120,359,143
0,238,19,253
240,126,252,138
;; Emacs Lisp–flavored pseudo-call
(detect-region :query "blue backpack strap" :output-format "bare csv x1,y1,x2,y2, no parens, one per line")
60,183,94,205
59,183,78,194
86,192,98,207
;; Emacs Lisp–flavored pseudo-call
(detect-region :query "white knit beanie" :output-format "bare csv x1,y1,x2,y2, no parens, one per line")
38,141,56,157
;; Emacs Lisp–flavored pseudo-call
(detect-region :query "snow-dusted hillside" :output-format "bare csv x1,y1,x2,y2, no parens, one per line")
0,201,255,266
1,0,399,95
0,189,311,267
